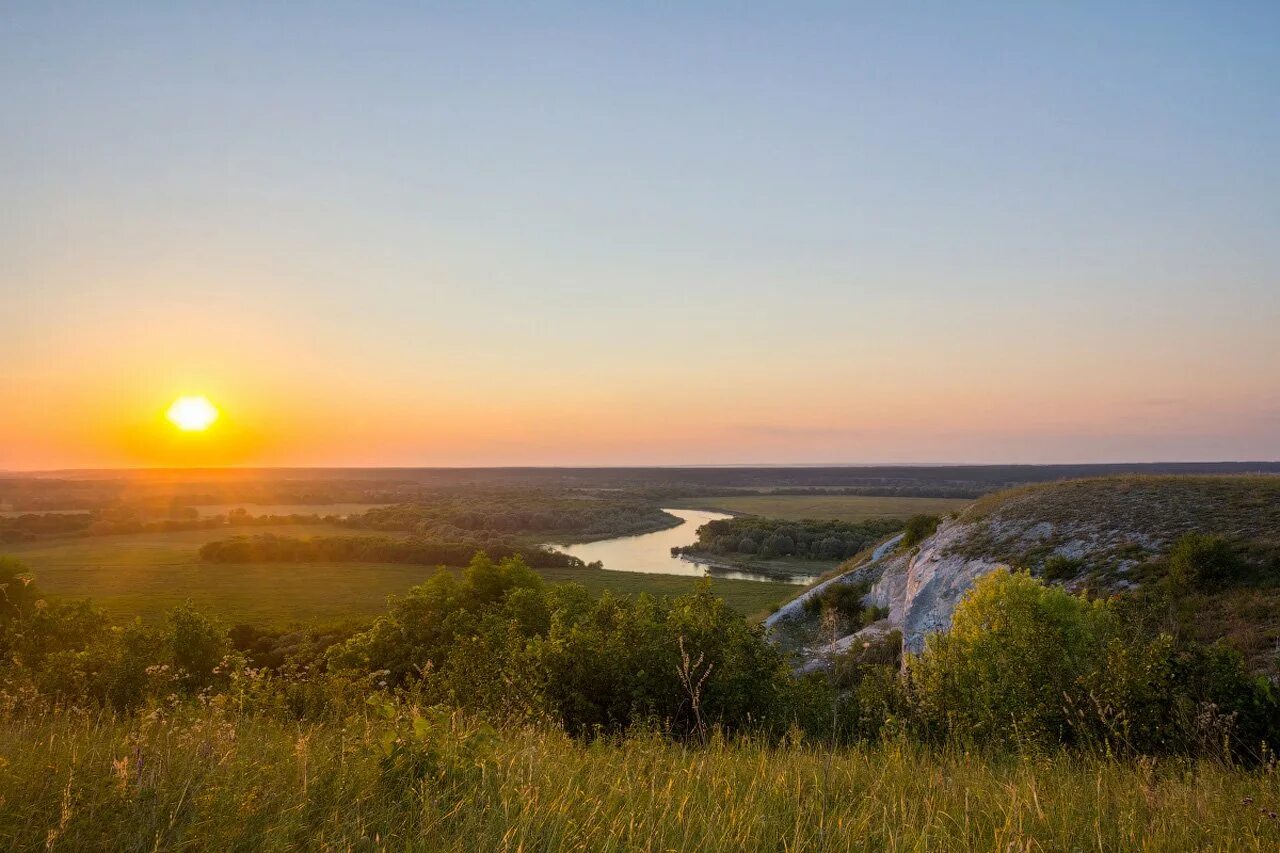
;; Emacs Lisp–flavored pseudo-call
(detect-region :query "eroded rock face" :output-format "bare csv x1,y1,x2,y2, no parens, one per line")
870,519,1004,652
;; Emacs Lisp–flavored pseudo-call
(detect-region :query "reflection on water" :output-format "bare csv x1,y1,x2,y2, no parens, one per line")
555,508,815,586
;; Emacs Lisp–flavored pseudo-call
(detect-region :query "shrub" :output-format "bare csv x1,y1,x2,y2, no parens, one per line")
168,604,231,689
1166,533,1246,592
908,569,1106,748
907,568,1279,757
1041,554,1083,582
900,515,940,550
0,557,41,622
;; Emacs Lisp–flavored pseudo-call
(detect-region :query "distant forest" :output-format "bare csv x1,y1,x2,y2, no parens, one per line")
4,462,1277,511
199,533,586,570
674,517,904,561
348,490,677,540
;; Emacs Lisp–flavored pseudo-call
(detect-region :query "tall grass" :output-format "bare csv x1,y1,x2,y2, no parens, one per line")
2,705,1277,851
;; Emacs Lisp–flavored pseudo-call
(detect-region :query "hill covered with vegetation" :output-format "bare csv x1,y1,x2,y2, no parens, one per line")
3,475,1279,848
770,475,1280,681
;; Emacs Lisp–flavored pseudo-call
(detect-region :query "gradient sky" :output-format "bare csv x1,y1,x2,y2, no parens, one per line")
3,2,1278,468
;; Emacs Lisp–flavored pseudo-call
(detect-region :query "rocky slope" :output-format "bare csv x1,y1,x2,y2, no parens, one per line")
769,475,1280,663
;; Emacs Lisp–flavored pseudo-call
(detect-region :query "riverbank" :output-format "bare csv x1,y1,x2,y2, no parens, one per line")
539,508,685,546
674,551,823,585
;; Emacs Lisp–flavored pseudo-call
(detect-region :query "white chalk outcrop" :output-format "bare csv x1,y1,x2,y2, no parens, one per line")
867,518,1005,652
768,520,1006,665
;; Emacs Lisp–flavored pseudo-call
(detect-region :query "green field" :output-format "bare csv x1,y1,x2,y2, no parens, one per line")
191,502,391,517
671,493,972,522
3,527,793,625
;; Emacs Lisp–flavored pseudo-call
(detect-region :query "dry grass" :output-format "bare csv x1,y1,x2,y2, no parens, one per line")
963,475,1280,537
2,707,1278,851
951,476,1280,578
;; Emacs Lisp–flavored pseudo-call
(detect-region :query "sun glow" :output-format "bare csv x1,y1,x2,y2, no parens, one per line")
166,395,219,432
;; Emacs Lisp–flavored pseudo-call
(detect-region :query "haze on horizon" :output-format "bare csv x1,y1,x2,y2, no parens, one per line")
3,2,1278,470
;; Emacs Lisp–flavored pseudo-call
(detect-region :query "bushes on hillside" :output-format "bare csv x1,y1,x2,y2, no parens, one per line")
1166,533,1247,592
906,569,1277,758
327,553,804,737
801,580,886,636
899,514,940,550
1,552,1274,760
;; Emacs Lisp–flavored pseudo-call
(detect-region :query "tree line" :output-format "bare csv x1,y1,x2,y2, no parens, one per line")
198,533,588,570
350,489,677,540
673,517,905,561
0,550,1274,760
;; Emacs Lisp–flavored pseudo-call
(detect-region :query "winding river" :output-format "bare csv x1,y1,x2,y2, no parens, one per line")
555,508,816,585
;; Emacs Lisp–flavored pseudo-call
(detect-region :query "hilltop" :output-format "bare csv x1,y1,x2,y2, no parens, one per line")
773,475,1280,677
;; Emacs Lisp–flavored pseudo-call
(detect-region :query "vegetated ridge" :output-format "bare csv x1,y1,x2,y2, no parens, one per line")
773,476,1280,678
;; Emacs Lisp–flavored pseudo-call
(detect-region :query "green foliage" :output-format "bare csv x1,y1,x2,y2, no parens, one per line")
909,570,1107,748
907,569,1278,758
1,552,1274,763
168,604,230,689
353,489,677,540
1041,553,1084,581
0,556,42,621
675,517,903,561
799,581,887,639
899,514,940,550
1167,533,1247,592
325,552,544,684
670,494,974,522
328,554,796,738
365,696,498,792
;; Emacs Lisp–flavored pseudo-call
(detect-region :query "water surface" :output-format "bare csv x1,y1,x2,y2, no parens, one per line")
556,508,815,585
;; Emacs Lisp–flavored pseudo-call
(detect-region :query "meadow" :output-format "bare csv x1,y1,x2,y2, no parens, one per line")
190,502,391,517
3,526,793,624
4,708,1277,852
670,494,972,522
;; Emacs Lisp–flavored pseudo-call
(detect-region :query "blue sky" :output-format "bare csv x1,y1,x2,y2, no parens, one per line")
3,2,1278,467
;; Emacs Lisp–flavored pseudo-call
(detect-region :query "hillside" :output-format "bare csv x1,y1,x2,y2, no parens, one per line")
771,476,1280,676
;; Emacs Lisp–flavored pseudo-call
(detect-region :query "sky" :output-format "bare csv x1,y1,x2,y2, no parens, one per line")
2,2,1278,469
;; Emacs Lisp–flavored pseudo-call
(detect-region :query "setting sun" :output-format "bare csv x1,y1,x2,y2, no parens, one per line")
166,395,219,432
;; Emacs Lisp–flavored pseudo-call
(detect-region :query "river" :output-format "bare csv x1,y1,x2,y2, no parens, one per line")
555,508,816,585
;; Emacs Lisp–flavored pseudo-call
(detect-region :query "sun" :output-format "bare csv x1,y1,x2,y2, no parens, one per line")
166,395,220,432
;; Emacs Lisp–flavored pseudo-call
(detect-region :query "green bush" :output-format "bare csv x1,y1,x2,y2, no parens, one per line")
1041,554,1083,582
907,569,1278,757
908,569,1106,748
899,515,940,550
1166,533,1246,592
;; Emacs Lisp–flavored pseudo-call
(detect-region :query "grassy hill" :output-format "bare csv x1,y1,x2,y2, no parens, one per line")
832,475,1280,676
953,475,1280,583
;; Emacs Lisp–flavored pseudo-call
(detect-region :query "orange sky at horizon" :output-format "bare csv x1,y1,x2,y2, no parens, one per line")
5,325,1276,470
5,5,1279,470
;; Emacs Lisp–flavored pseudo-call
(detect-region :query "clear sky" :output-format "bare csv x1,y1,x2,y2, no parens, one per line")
3,2,1278,469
